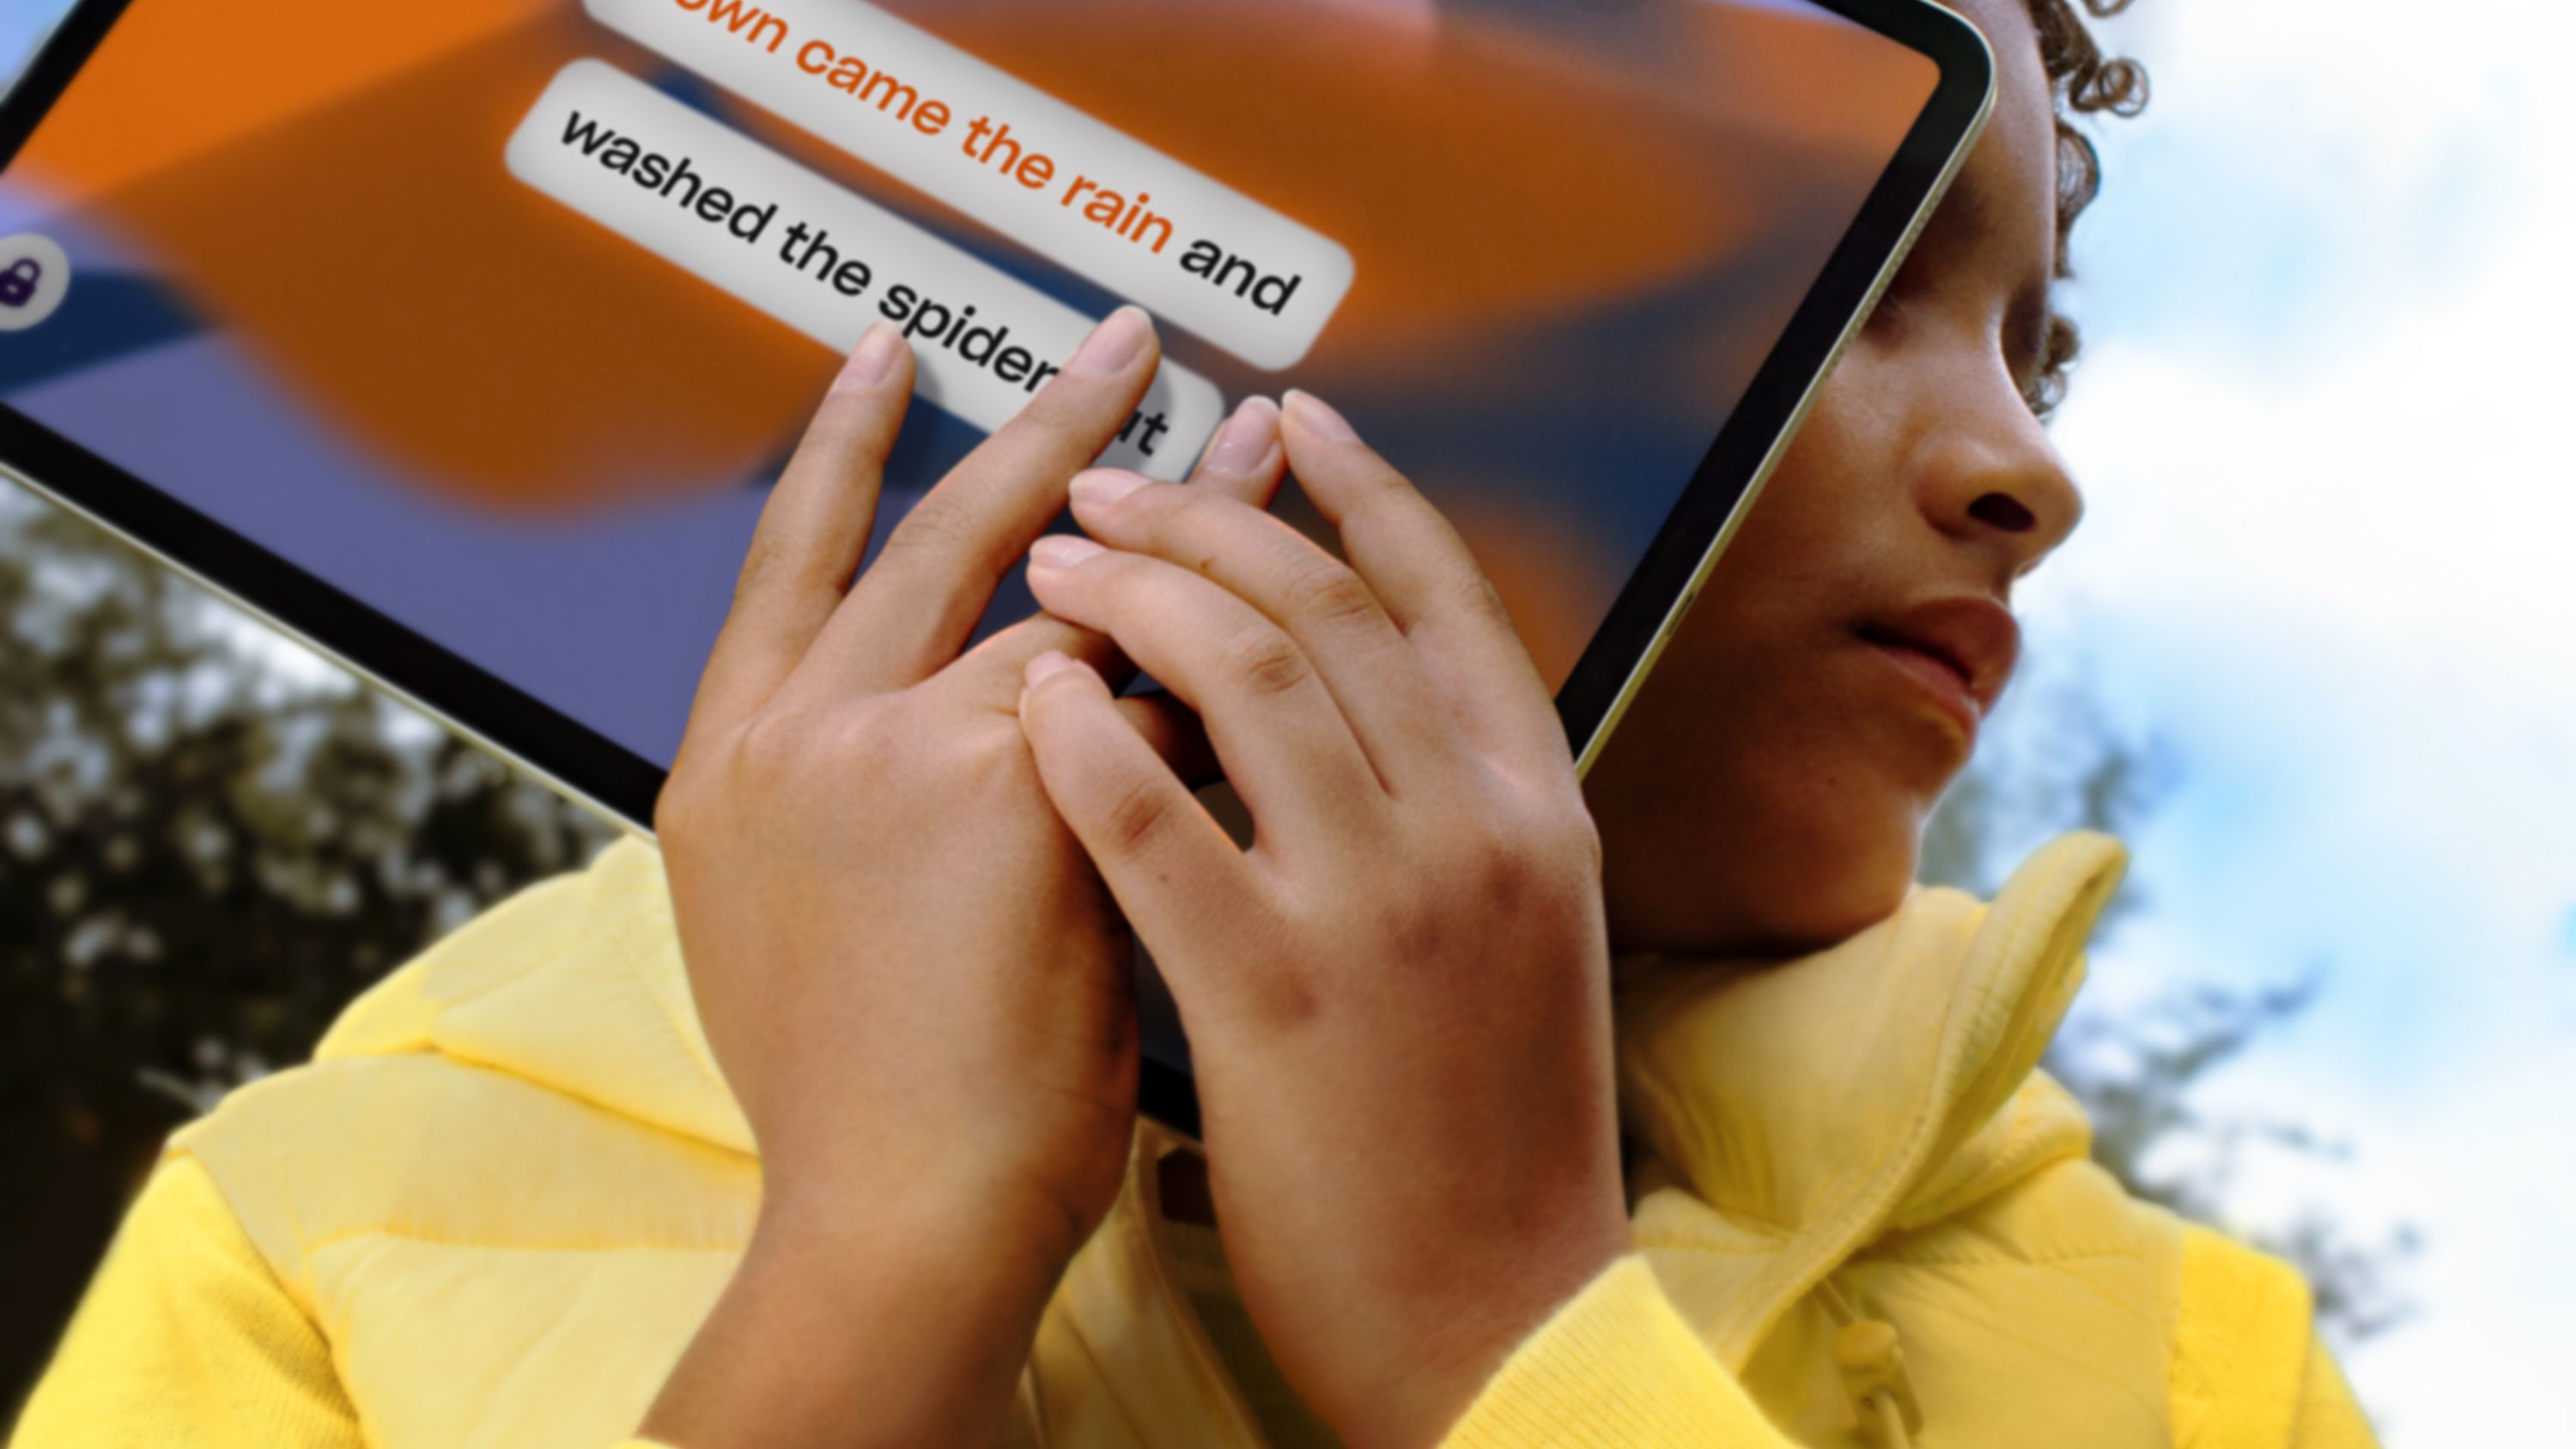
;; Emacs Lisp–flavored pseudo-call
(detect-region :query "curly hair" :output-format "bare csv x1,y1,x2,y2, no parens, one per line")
2022,0,2149,414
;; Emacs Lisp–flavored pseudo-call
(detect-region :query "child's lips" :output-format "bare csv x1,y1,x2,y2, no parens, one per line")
1862,634,1986,741
1854,597,2020,742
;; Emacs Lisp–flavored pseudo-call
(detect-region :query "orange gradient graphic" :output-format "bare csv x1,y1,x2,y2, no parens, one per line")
14,0,1929,518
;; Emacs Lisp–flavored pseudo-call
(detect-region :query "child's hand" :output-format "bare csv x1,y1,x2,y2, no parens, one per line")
1017,393,1631,1449
646,312,1285,1447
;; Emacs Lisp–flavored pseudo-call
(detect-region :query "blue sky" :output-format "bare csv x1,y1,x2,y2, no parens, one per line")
2019,1,2576,1435
6,0,2568,1437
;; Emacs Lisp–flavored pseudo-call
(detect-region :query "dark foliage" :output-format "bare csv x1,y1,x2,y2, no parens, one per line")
0,488,613,1410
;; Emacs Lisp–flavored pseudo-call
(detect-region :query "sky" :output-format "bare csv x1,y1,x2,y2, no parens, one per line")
6,0,2570,1438
2016,0,2576,1435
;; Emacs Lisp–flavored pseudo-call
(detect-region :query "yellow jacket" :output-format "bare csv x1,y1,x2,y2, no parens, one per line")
12,832,2375,1447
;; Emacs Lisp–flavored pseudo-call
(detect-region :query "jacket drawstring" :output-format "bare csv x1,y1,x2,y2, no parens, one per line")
1818,1279,1924,1449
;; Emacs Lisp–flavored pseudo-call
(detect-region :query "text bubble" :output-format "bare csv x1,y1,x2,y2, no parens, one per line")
584,0,1355,371
507,60,1224,480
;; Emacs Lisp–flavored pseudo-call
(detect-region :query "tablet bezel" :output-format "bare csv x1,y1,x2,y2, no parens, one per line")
0,0,1994,1137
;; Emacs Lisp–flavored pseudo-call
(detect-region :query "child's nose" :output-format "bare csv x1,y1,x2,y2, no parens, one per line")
1917,378,2083,580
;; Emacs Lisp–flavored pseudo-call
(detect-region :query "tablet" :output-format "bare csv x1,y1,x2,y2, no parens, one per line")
1,0,1991,1131
0,0,1990,806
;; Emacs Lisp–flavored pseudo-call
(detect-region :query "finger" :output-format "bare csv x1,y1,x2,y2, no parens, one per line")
1115,692,1221,790
811,306,1163,692
954,611,1131,709
945,397,1290,708
945,616,1220,785
1064,467,1460,785
686,324,913,738
1018,652,1262,969
1186,395,1289,508
1024,536,1383,852
1280,390,1570,772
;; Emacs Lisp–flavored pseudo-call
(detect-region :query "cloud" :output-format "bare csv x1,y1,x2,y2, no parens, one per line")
2021,0,2576,1436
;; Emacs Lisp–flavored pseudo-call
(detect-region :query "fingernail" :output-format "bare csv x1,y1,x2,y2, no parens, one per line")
1030,534,1107,569
1069,306,1154,376
1024,651,1078,688
1285,389,1356,442
838,321,905,389
1071,469,1149,510
1205,396,1280,475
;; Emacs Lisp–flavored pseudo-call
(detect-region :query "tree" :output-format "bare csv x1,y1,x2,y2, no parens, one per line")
1923,660,2419,1353
0,483,614,1410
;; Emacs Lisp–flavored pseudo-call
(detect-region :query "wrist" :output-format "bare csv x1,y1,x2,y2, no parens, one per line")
755,1147,1098,1292
749,1179,1072,1333
1340,1220,1630,1449
641,1185,1073,1448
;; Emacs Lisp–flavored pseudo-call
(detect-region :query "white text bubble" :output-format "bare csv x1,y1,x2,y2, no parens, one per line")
507,60,1224,479
584,0,1353,371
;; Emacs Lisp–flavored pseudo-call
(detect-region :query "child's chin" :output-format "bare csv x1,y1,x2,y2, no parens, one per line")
1742,851,1918,957
1604,806,1921,960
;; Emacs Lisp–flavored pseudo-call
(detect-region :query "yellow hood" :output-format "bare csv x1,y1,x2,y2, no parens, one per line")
316,832,2123,1252
1613,831,2128,1368
289,828,2215,1448
314,834,756,1154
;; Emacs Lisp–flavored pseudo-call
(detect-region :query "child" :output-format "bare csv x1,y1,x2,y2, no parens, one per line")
10,1,2377,1445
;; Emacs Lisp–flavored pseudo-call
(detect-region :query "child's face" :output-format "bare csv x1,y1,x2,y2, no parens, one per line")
1586,0,2081,957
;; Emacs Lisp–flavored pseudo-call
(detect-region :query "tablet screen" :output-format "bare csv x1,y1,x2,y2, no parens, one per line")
0,0,1941,787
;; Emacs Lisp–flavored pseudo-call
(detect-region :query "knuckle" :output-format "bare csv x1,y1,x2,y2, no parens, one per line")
730,537,792,608
1464,819,1537,903
1380,895,1453,968
1448,558,1514,628
879,491,981,564
662,712,812,839
1098,773,1176,856
1215,625,1311,699
1217,912,1322,1030
1279,557,1380,634
1236,961,1322,1032
732,711,814,792
1443,791,1596,913
952,718,1033,793
1343,460,1415,522
651,769,710,843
